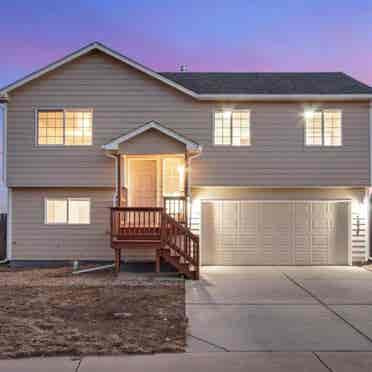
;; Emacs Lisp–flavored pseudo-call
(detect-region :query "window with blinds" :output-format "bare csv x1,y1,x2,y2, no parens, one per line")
305,110,342,146
45,198,90,224
37,109,92,146
214,111,250,146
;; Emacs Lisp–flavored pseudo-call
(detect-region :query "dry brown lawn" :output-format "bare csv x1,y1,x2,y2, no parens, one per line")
0,267,186,359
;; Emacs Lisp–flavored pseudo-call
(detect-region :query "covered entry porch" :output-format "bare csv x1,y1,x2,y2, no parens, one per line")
102,121,202,278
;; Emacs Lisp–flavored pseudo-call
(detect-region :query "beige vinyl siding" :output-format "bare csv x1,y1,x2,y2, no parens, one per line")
11,188,155,262
191,187,368,264
118,128,186,155
7,50,370,188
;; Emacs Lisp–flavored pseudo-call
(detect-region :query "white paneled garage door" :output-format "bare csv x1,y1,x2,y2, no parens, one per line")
201,201,350,265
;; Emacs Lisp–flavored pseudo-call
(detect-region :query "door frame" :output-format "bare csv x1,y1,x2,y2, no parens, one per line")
200,199,352,266
125,154,186,208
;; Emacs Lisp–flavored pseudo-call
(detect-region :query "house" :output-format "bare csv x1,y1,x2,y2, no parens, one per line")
1,42,372,278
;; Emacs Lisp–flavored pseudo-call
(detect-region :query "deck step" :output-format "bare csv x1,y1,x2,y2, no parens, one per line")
159,248,197,280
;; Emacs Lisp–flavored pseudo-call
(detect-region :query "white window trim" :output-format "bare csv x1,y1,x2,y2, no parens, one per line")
35,108,94,147
213,110,251,147
162,158,185,197
304,109,343,147
44,197,91,225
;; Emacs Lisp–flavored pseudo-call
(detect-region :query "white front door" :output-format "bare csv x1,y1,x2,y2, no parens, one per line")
129,159,157,207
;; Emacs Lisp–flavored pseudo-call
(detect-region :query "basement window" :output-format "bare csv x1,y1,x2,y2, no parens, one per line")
45,198,90,224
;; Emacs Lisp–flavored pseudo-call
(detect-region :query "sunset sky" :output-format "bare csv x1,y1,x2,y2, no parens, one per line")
1,0,372,89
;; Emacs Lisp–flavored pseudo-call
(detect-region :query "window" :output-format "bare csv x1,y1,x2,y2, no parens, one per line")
45,199,67,224
37,109,92,146
214,111,250,146
45,198,90,224
68,199,91,224
305,110,342,146
163,158,185,196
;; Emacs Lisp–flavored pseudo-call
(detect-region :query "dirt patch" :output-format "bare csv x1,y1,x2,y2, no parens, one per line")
0,267,186,359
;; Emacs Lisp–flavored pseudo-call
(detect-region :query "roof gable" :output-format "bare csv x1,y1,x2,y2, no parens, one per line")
0,42,197,98
102,121,201,152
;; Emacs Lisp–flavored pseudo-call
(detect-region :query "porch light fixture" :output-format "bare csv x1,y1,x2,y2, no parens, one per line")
304,110,316,120
177,165,185,176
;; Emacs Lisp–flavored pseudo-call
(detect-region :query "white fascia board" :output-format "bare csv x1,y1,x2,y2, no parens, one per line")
102,121,202,152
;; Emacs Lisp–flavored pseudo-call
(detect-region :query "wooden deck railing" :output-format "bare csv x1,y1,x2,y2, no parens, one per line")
163,196,187,225
111,207,163,241
111,207,199,279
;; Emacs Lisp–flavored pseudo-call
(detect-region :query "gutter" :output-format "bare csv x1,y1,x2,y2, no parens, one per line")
0,93,9,104
187,149,203,227
197,94,372,102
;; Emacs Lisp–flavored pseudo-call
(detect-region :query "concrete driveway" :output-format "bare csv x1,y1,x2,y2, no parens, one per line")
186,266,372,368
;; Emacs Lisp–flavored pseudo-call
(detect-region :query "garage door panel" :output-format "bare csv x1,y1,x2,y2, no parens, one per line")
294,203,312,264
261,203,292,264
201,203,218,265
201,200,349,266
330,202,349,265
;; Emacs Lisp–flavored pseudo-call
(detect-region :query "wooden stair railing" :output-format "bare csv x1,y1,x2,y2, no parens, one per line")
163,196,187,225
158,213,199,280
111,207,199,279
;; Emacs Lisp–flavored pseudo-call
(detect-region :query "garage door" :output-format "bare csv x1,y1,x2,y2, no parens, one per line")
201,201,350,265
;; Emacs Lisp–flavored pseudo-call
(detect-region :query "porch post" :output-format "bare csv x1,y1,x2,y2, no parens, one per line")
117,154,123,207
184,151,189,197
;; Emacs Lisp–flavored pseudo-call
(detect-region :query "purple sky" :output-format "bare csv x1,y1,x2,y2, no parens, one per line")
1,0,372,88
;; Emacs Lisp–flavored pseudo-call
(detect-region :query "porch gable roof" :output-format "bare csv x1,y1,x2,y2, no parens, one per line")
102,121,202,153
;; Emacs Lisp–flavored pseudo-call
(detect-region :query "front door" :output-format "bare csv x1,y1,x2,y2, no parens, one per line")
129,159,157,207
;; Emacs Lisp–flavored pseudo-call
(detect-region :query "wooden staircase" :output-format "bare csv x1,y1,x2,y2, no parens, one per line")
158,213,199,280
111,207,199,279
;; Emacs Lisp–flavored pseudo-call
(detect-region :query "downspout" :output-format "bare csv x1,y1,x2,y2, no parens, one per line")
0,101,9,264
186,146,202,227
369,101,372,260
104,151,119,207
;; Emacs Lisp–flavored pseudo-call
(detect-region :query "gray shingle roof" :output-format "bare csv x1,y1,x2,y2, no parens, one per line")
159,72,372,95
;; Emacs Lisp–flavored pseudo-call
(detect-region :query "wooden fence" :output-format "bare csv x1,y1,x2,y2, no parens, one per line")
0,214,7,260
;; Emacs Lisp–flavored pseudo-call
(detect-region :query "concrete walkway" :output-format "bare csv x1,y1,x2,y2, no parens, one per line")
1,267,372,371
1,352,372,371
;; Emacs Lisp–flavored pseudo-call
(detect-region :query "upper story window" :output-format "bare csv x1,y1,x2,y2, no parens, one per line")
305,110,342,146
37,109,93,146
45,198,90,224
214,111,250,146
